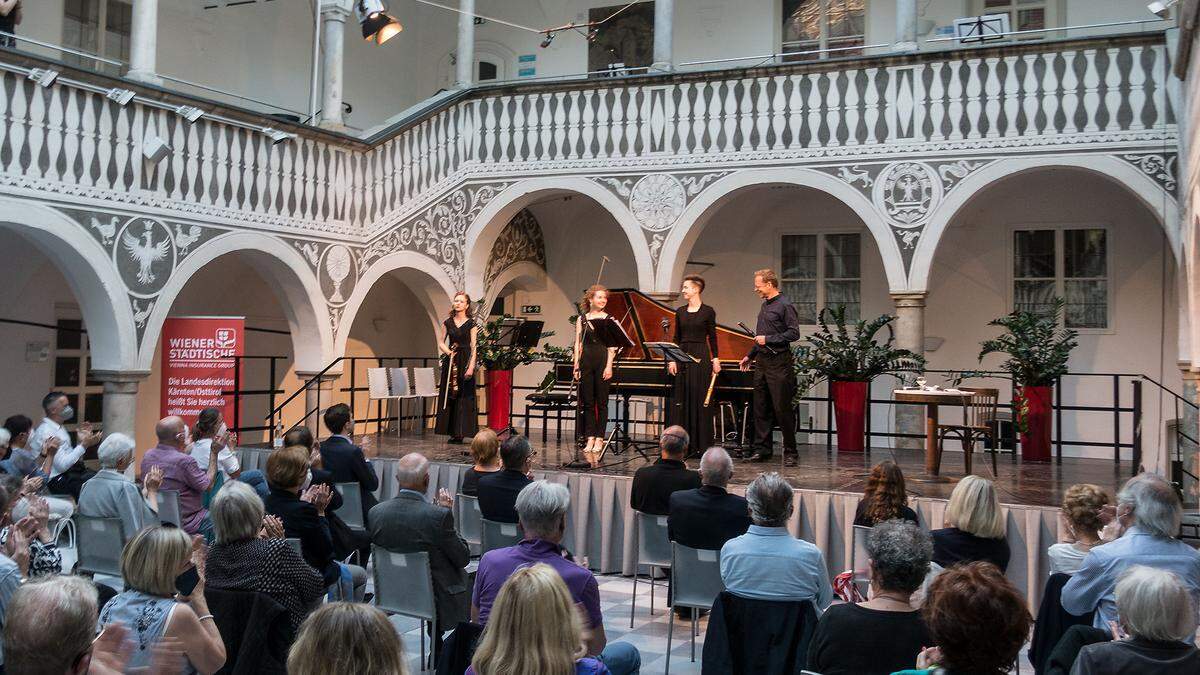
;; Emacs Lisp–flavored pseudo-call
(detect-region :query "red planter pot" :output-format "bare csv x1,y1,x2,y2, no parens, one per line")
1018,384,1053,462
486,369,514,431
831,380,869,453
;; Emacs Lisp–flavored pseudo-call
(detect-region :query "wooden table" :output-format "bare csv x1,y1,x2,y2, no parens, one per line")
894,389,973,479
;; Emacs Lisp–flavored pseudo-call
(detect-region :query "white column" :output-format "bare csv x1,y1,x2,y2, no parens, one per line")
894,0,919,53
319,0,351,129
295,372,341,436
892,293,926,449
652,0,674,71
92,371,149,440
126,0,160,84
454,0,476,88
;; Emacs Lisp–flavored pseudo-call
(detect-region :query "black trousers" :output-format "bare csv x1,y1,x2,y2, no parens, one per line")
578,363,610,438
752,350,797,456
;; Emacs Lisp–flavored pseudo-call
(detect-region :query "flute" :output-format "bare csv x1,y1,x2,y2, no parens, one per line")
441,345,458,410
703,369,718,407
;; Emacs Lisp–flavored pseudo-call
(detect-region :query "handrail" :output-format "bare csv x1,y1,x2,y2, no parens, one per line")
266,357,349,421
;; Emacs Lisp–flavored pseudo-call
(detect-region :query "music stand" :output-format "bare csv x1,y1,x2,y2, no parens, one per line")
644,341,700,365
588,317,635,351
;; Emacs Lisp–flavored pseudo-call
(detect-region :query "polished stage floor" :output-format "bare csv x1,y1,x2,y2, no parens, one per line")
359,432,1128,507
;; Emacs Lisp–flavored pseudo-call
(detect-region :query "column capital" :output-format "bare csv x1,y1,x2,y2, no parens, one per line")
1180,368,1200,383
890,292,927,308
90,370,152,384
295,371,343,385
319,0,353,18
646,291,680,304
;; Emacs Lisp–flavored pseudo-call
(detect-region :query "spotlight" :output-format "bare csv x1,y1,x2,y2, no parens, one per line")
27,68,58,88
355,0,402,45
263,127,295,145
175,105,204,123
587,29,599,43
540,32,555,48
1147,0,1177,17
106,88,136,106
142,134,172,165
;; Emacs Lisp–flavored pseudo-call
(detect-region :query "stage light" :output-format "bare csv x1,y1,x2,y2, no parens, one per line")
27,68,58,88
355,0,402,45
142,134,172,165
540,32,555,48
176,105,205,123
1147,0,1177,17
263,127,295,145
106,88,136,106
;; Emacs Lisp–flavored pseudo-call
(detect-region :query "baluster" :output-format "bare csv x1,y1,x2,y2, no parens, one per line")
1082,48,1101,132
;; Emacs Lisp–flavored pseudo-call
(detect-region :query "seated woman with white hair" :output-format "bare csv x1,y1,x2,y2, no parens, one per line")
205,481,325,632
1070,566,1200,674
77,433,162,541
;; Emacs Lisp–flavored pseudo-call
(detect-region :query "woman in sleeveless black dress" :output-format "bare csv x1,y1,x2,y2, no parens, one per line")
667,275,720,454
574,285,617,468
435,292,479,442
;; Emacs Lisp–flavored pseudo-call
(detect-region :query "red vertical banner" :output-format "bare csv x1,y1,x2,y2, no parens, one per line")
160,317,245,431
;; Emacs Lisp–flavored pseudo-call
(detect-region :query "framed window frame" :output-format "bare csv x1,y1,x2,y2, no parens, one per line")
777,228,864,327
1006,222,1113,334
972,0,1062,40
779,0,867,61
51,304,105,430
61,0,132,75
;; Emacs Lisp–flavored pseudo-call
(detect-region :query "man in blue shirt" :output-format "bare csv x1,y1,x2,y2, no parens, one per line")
1062,472,1200,628
720,472,832,610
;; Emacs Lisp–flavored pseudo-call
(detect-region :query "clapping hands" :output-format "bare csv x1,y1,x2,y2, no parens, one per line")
19,476,42,497
436,487,453,509
301,483,332,515
258,514,285,540
144,465,164,492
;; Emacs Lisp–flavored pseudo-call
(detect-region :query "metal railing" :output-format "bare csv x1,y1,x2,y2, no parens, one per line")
221,356,287,440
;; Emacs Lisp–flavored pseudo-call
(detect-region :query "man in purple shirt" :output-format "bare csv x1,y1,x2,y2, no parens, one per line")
140,416,219,539
471,481,640,675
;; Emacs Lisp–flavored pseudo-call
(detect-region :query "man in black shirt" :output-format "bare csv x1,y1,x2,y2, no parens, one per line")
739,268,801,465
477,434,535,523
630,426,701,515
668,447,751,550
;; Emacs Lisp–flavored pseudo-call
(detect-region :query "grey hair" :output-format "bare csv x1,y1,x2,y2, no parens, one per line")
395,453,430,490
660,425,689,457
699,447,733,487
746,472,793,527
1116,565,1198,642
866,519,933,595
210,481,265,544
97,432,137,469
0,428,9,448
515,480,570,539
1116,473,1181,538
2,575,98,675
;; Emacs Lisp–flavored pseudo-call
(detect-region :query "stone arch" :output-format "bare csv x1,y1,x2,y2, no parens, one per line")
337,251,458,357
484,260,546,313
909,155,1180,292
141,232,334,372
655,168,908,293
0,198,138,371
462,177,652,298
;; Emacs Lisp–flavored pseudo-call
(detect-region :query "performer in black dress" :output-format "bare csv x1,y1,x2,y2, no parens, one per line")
435,291,479,443
574,284,618,468
667,275,720,455
738,269,801,465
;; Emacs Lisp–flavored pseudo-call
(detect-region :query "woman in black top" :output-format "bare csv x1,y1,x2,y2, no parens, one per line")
574,285,618,468
460,427,501,496
808,520,934,675
854,460,919,527
667,275,720,454
435,292,479,443
931,475,1010,572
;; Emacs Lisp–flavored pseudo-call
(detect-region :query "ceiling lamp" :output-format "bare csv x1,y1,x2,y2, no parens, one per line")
356,0,402,45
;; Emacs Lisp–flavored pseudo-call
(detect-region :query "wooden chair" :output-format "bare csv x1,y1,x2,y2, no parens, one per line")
936,387,1000,476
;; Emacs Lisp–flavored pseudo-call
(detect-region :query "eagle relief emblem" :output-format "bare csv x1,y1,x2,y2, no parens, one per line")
114,218,176,297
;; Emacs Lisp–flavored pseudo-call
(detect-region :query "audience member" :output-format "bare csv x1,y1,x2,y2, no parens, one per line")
205,481,324,632
1070,566,1200,674
288,602,408,675
368,453,470,651
477,434,534,523
1062,472,1200,629
894,561,1031,675
854,460,918,527
472,481,640,675
29,391,99,501
0,475,60,578
470,563,610,675
720,472,832,609
0,479,27,670
807,520,933,675
78,433,162,541
191,408,241,494
318,403,379,524
1048,483,1111,574
97,525,227,673
1,415,75,520
284,425,367,564
140,416,218,538
263,445,367,600
2,575,101,675
460,428,502,497
630,425,700,515
931,475,1009,572
667,446,750,550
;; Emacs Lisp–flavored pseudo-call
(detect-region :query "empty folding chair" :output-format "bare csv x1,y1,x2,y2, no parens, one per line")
631,511,672,627
666,543,726,672
157,489,181,528
456,494,483,555
480,518,522,556
372,546,438,671
284,537,303,556
412,367,440,432
849,524,872,601
336,482,367,531
389,367,416,434
368,367,402,436
75,515,125,581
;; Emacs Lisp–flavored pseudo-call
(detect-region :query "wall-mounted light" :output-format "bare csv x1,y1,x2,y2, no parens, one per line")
106,88,136,106
142,134,173,165
540,32,555,48
356,0,402,45
175,105,204,123
27,68,59,88
263,127,295,145
1147,0,1178,18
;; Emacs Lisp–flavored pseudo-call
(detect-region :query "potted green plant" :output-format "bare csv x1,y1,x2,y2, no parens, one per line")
978,298,1078,462
794,307,925,452
475,314,569,430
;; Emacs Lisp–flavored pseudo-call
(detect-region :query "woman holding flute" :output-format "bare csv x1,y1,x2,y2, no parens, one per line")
667,275,720,454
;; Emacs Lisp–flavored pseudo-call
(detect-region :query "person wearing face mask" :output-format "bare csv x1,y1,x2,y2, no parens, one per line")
284,425,370,565
0,415,75,520
140,416,220,540
29,391,100,501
